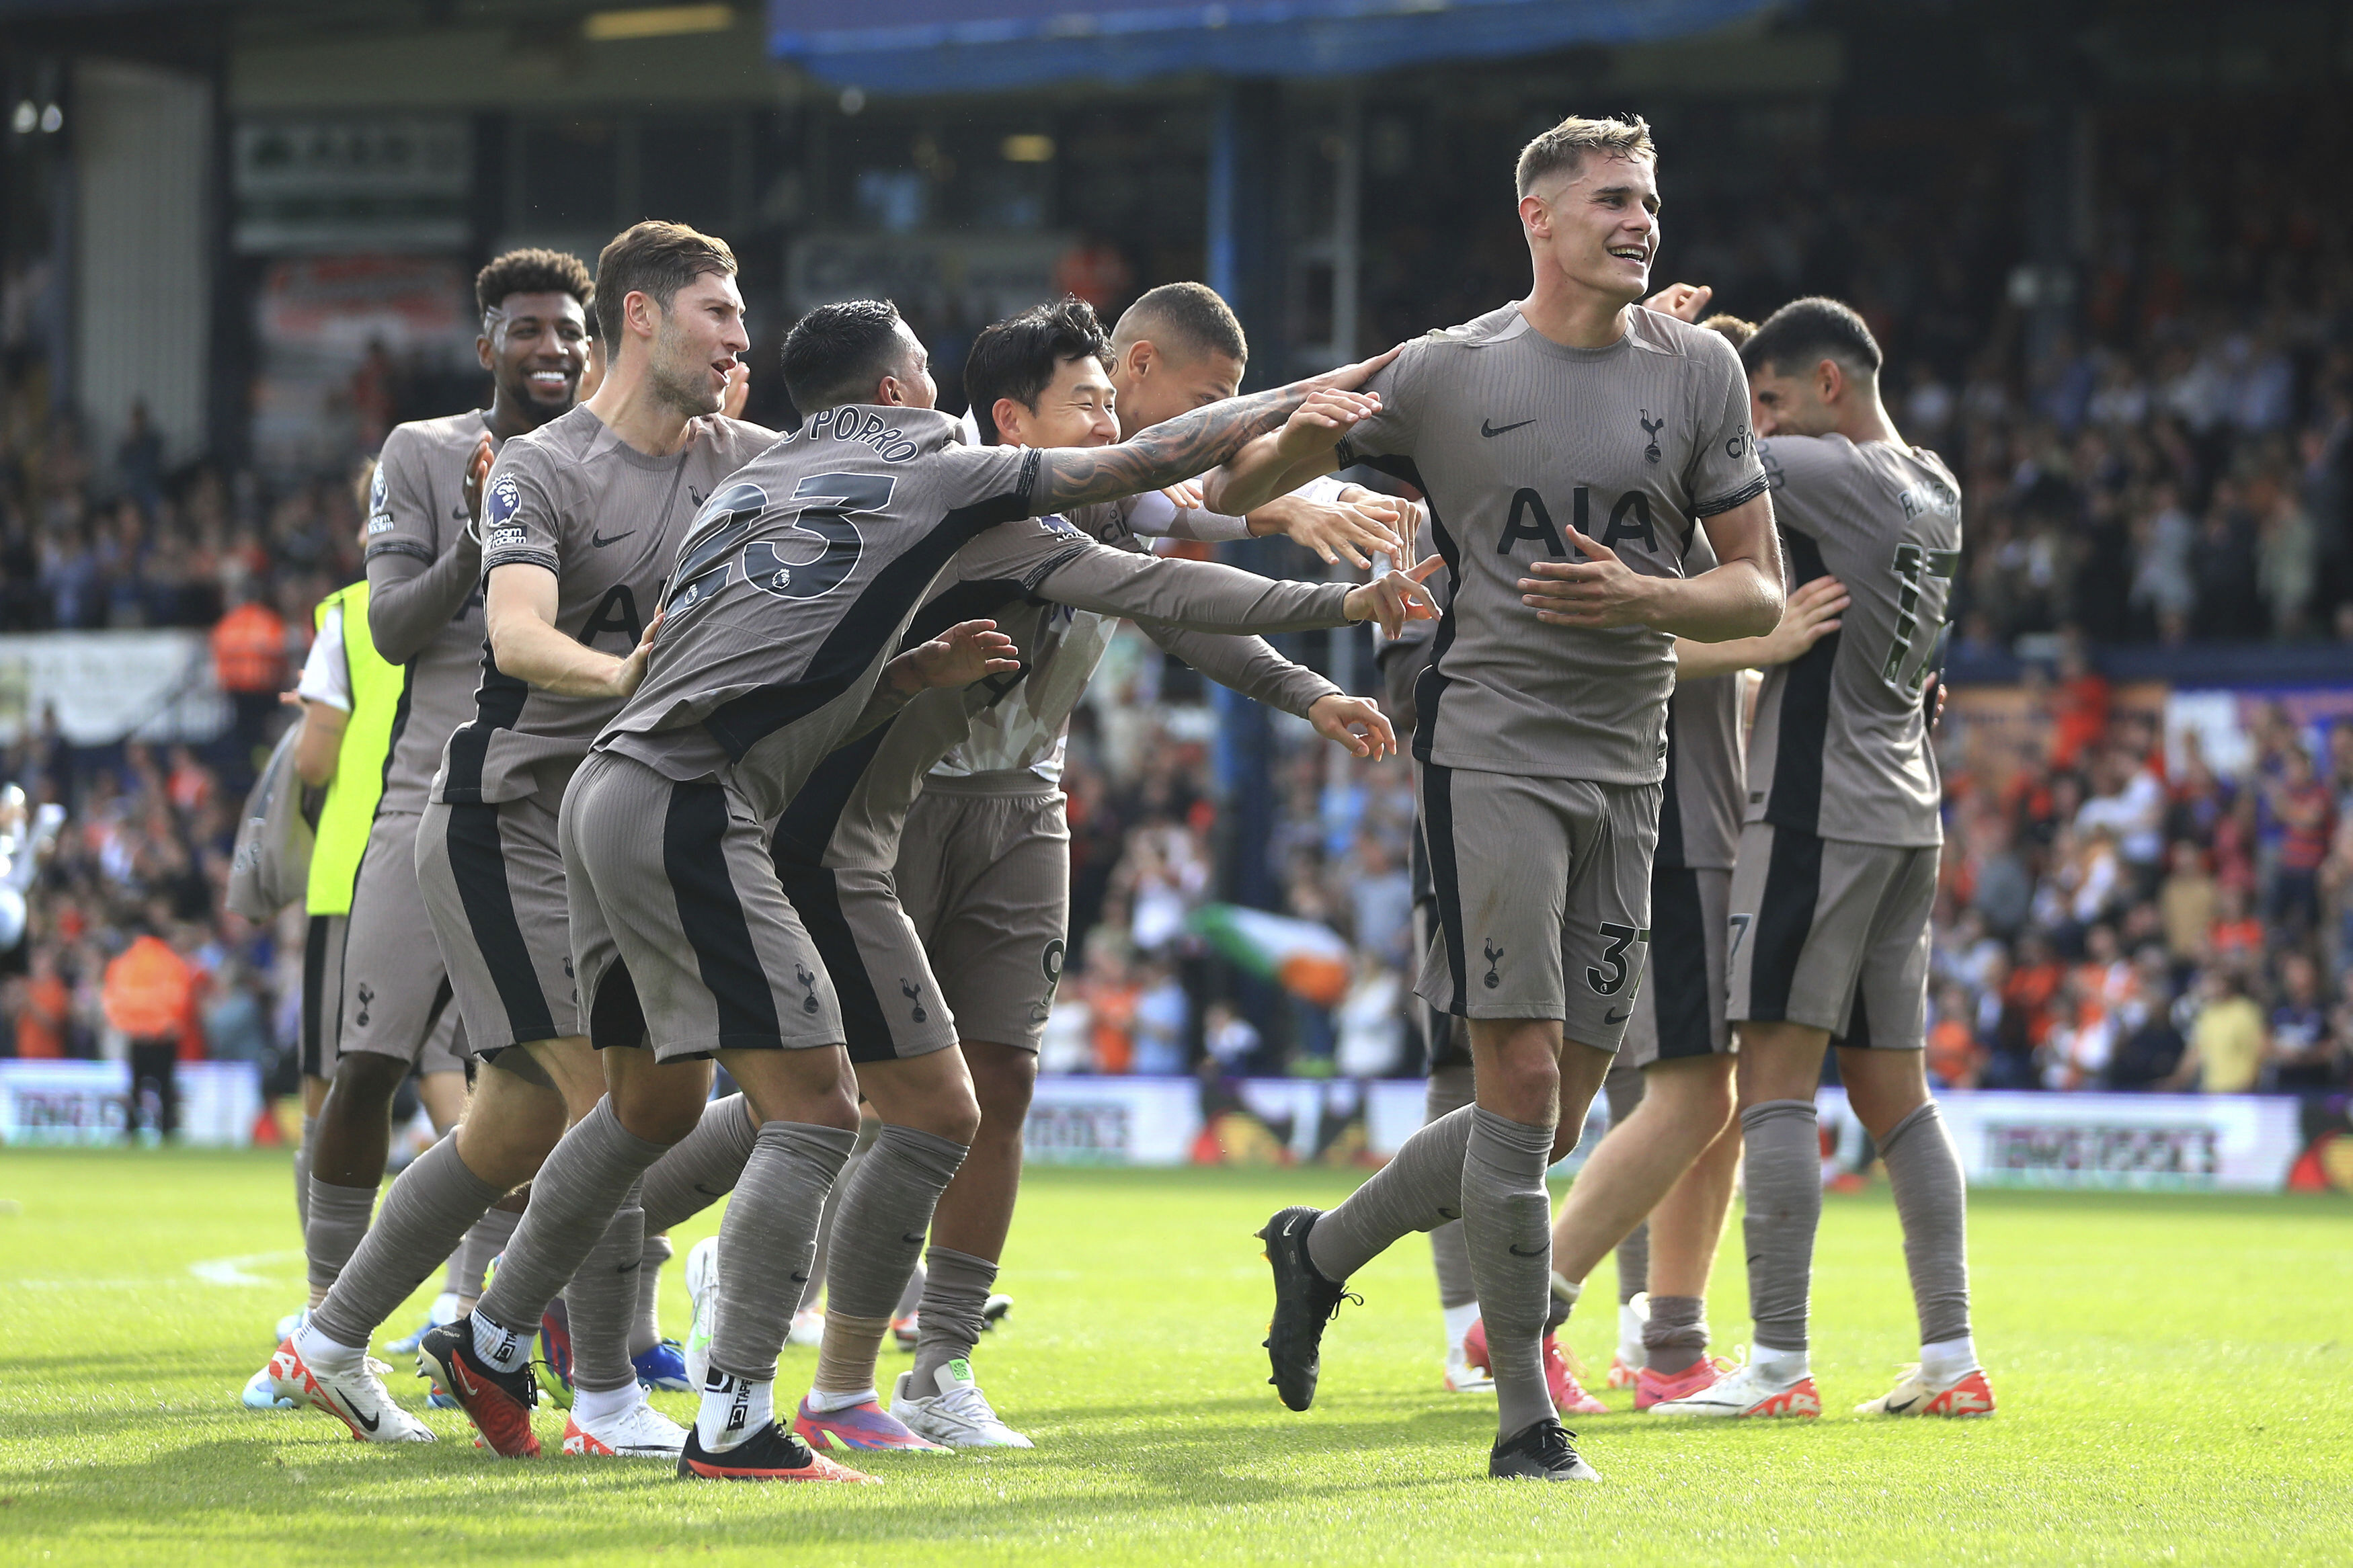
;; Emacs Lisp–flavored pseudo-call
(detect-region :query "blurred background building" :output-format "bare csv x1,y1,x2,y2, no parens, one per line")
3,0,2351,1134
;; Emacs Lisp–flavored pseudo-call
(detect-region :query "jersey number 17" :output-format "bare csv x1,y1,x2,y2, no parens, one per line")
1880,542,1958,697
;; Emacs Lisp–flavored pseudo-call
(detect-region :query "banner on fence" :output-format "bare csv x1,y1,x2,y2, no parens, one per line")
0,1059,264,1147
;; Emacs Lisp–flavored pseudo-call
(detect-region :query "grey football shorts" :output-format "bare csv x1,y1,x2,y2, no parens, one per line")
339,810,465,1073
1725,821,1938,1052
560,749,845,1064
417,790,579,1055
1622,864,1732,1069
1414,762,1661,1052
887,785,1071,1055
768,858,961,1066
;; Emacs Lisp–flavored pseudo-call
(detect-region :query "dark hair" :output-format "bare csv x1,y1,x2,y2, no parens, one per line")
963,297,1112,445
1113,281,1246,366
475,247,594,319
592,220,737,348
1742,296,1882,380
781,298,910,413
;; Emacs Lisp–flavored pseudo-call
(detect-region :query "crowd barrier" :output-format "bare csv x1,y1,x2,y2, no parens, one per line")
1023,1075,2343,1194
1,1062,2340,1194
0,1058,263,1146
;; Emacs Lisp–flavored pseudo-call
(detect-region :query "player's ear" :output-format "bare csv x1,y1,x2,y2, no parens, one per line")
1124,339,1154,380
991,397,1026,444
1518,193,1548,237
476,333,495,372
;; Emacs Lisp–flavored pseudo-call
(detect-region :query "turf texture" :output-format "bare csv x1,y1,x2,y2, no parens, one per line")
1,1147,2348,1565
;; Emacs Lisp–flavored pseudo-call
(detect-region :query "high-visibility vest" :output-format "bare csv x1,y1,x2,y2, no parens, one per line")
305,583,405,916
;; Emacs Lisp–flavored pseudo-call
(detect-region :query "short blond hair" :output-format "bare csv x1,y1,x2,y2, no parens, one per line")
1700,313,1758,349
1515,114,1655,197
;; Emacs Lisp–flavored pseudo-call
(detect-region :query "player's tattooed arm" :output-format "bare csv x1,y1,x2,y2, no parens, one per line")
843,620,1021,744
1200,388,1382,518
1033,345,1402,514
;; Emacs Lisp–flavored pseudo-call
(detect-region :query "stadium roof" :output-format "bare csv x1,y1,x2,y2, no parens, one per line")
764,0,1785,92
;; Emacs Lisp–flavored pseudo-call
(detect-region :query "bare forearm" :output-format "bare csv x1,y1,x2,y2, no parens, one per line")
842,653,936,743
1672,634,1774,679
487,612,625,697
1036,383,1311,513
293,705,346,788
366,534,481,663
1207,441,1337,518
1643,561,1784,643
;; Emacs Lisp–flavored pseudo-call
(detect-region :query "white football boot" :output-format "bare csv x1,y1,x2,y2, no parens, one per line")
270,1337,436,1442
891,1360,1034,1449
561,1389,689,1457
1607,1292,1649,1389
1854,1364,1996,1417
1648,1352,1822,1419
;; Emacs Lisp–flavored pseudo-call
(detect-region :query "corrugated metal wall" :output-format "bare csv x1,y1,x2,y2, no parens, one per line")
73,58,211,471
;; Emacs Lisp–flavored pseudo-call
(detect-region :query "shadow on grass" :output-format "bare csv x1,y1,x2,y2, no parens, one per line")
0,1397,1601,1552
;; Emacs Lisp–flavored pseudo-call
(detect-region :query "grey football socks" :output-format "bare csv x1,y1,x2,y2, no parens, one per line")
1740,1100,1822,1354
447,1202,521,1303
1642,1294,1708,1376
639,1093,756,1233
911,1245,999,1389
307,1132,502,1353
799,1137,868,1312
809,1124,968,1399
1878,1101,1972,1347
304,1178,376,1295
633,1233,674,1357
705,1122,857,1385
1461,1107,1558,1438
473,1100,669,1392
1423,1067,1478,1311
294,1114,317,1233
1306,1102,1476,1284
559,1186,648,1394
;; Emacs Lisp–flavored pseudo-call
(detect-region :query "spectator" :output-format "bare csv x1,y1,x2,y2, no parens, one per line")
2266,743,2335,935
103,923,194,1139
2159,839,2219,962
2168,968,2267,1094
2266,952,2340,1092
1334,958,1406,1079
2106,946,2187,1089
210,590,290,761
1926,981,1985,1089
1131,960,1189,1075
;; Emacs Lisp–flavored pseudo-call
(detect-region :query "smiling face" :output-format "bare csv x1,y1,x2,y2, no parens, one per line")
639,270,750,418
996,353,1119,449
479,290,591,426
1747,357,1846,439
1519,151,1659,308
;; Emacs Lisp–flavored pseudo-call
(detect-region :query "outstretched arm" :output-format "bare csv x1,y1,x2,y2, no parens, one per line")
844,620,1020,743
1670,574,1847,679
1516,491,1783,643
1031,347,1398,515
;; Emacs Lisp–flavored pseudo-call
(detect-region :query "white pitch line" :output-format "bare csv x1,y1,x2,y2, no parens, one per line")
187,1249,304,1286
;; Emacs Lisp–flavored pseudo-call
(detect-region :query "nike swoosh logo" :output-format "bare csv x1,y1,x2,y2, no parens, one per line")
1884,1394,1921,1413
337,1391,381,1432
1507,1243,1547,1257
591,529,635,548
901,1233,927,1245
1605,1007,1631,1026
1481,418,1536,438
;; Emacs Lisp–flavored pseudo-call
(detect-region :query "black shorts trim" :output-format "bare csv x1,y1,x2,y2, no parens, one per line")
1420,761,1470,1017
775,862,895,1065
444,802,558,1045
300,914,339,1079
1747,825,1823,1024
662,780,785,1048
1649,864,1714,1060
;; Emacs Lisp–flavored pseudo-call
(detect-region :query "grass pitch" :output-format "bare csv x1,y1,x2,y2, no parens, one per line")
1,1149,2348,1566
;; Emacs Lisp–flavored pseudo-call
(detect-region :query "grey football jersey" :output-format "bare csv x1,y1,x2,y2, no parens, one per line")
1660,675,1743,871
364,409,491,814
1745,433,1961,848
601,407,1354,827
434,405,776,806
1336,302,1767,784
776,500,1343,870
